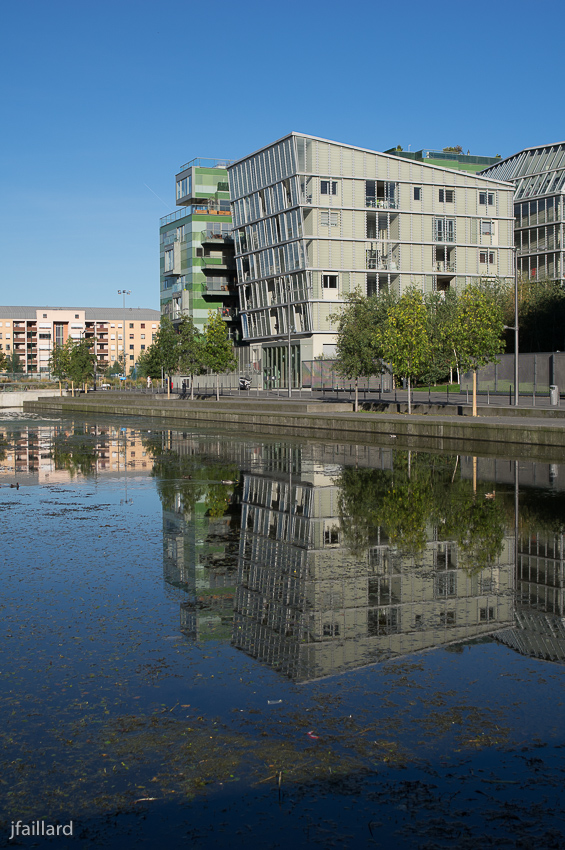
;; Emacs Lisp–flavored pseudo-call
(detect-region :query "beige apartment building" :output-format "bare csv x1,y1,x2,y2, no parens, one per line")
0,306,161,374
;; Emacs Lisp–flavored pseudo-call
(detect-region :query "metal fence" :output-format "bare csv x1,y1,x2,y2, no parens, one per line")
460,352,565,397
302,360,393,392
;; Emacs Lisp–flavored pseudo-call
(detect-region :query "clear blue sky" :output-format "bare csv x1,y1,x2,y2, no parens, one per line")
1,0,561,310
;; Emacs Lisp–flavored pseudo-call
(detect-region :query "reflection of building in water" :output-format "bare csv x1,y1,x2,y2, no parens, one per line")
164,502,239,642
0,422,153,484
497,529,565,663
233,453,514,682
462,456,565,664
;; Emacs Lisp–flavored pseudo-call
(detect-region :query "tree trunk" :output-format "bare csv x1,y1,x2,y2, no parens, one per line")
354,377,358,413
190,373,194,400
472,369,477,417
167,375,170,399
59,380,62,397
407,375,411,414
216,373,219,402
71,380,74,397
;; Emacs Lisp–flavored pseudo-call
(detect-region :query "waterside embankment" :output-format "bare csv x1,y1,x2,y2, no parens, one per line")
22,393,565,461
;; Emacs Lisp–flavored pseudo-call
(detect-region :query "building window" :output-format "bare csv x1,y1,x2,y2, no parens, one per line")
176,176,191,200
439,189,454,203
320,211,339,226
74,314,79,319
434,218,455,242
129,345,134,350
322,274,338,289
129,355,134,360
129,334,134,339
479,191,494,206
320,180,337,195
414,187,421,201
479,606,495,622
324,527,340,545
323,623,340,637
439,611,456,626
129,323,134,329
164,249,174,271
481,220,493,235
480,251,495,264
141,334,145,340
141,323,145,329
6,345,10,350
141,345,145,350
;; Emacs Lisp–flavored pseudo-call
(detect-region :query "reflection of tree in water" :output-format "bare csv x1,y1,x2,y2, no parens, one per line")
51,427,98,477
518,489,565,536
336,452,508,571
146,438,240,521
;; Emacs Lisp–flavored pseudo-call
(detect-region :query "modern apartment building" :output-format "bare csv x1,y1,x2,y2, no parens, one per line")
227,133,515,388
159,158,241,342
0,306,160,374
480,142,565,283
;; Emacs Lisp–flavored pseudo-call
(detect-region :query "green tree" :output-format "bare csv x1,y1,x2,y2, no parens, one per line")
49,340,73,394
330,291,384,412
0,350,8,372
380,287,431,413
68,338,97,390
136,345,162,381
422,291,459,386
454,282,505,416
5,352,24,374
203,310,237,401
152,316,180,398
177,315,205,400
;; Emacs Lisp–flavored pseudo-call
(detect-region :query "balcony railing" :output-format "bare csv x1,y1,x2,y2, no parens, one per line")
203,229,233,242
366,256,398,271
366,198,398,209
434,262,455,272
219,307,237,320
204,281,233,293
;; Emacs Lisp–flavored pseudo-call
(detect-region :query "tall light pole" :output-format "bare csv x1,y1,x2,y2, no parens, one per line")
286,280,292,398
117,289,131,383
513,247,519,407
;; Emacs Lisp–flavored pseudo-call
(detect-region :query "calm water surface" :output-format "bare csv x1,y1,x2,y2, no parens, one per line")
1,413,564,849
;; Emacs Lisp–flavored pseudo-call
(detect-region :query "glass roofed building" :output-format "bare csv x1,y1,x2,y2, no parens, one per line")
227,133,515,389
480,143,565,284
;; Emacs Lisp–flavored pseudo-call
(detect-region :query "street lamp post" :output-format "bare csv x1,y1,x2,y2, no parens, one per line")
512,247,519,407
117,289,131,386
286,280,292,399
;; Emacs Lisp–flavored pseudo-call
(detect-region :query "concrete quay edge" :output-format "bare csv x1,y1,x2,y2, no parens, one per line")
22,395,565,462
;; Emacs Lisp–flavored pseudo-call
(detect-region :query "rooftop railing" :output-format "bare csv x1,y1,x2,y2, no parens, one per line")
177,157,234,173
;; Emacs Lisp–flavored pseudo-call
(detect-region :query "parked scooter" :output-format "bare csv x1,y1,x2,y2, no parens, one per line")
239,376,251,391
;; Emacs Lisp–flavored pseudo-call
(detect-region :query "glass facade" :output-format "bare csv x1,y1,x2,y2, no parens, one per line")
481,145,565,284
228,133,514,373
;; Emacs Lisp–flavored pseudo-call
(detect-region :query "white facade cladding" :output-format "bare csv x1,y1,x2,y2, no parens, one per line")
480,143,565,284
228,133,515,387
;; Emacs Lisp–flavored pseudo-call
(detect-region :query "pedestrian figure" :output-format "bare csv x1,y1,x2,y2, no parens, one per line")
147,376,152,389
182,379,187,399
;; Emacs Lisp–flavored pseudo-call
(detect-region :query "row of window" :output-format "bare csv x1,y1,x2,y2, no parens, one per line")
321,179,495,207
